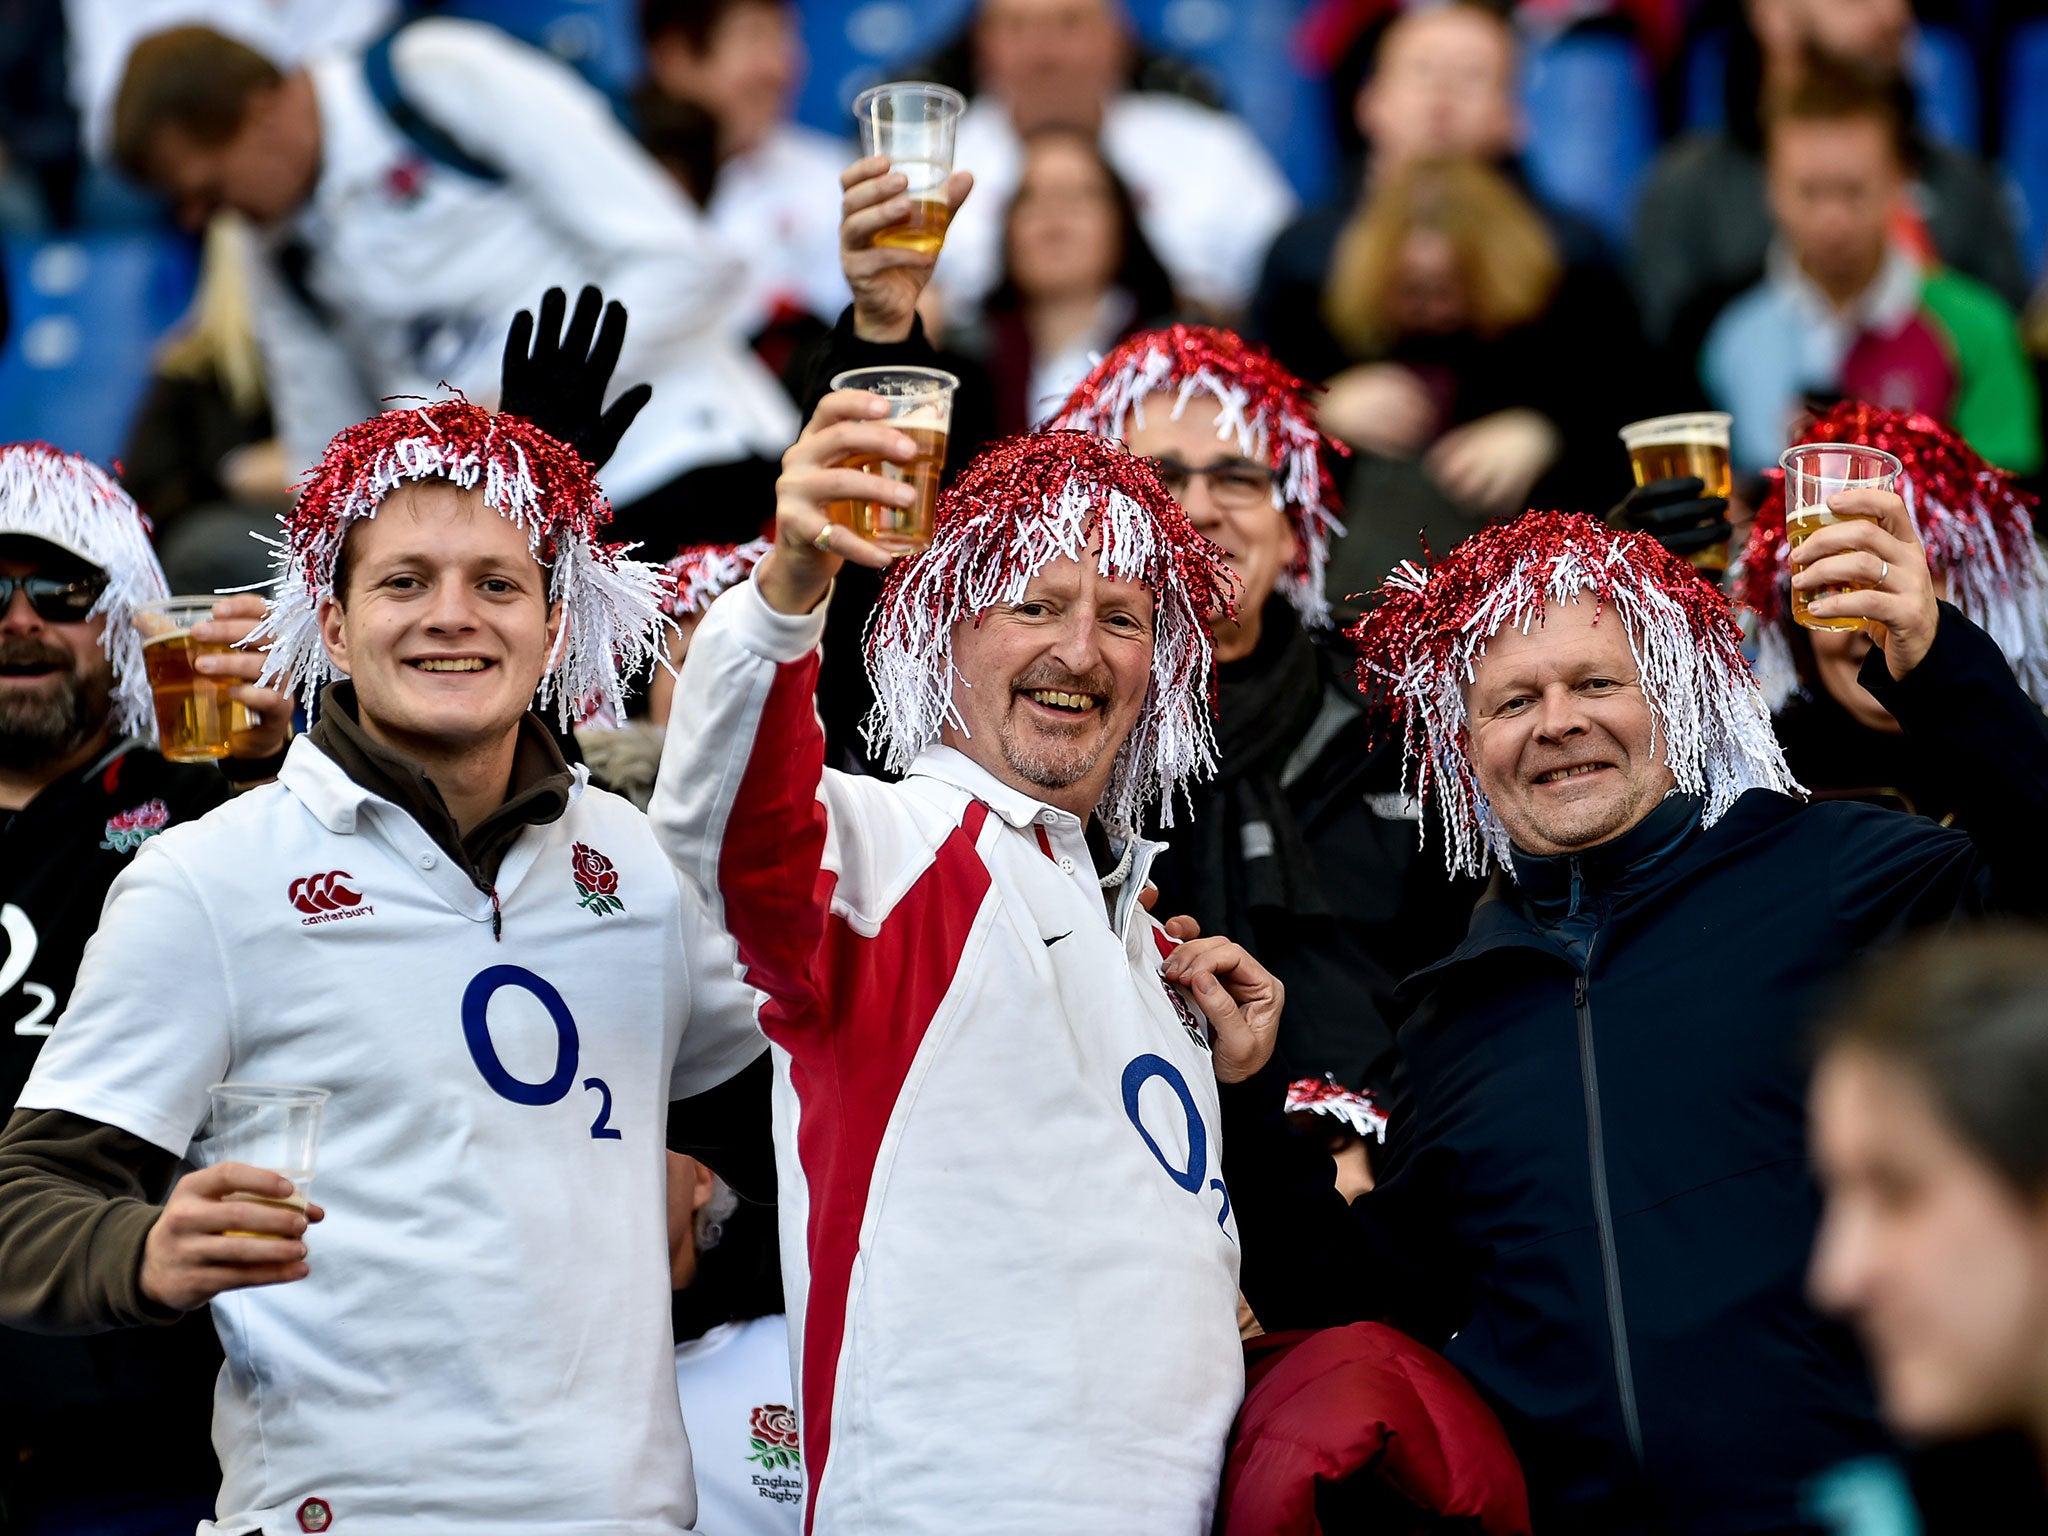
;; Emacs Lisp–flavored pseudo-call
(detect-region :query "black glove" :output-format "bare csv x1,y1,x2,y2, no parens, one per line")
499,285,653,471
1610,476,1732,558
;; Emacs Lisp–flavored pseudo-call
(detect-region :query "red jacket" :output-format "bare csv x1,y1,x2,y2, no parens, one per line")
1221,1324,1531,1535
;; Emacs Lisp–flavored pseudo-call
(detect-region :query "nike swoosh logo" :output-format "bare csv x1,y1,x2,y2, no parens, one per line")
1044,932,1072,947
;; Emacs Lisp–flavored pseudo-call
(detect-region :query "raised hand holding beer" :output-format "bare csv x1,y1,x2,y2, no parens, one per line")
841,153,974,344
757,391,918,616
1789,486,1940,679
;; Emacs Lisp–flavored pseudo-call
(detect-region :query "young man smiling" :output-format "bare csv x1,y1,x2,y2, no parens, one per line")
1222,505,2048,1532
0,397,764,1534
652,417,1283,1532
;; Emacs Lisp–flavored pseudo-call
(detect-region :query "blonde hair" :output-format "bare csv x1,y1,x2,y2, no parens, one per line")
1323,156,1562,358
157,214,267,416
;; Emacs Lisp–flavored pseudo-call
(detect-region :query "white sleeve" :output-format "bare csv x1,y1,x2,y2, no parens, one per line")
248,238,379,478
387,19,746,353
17,838,235,1157
668,868,769,1101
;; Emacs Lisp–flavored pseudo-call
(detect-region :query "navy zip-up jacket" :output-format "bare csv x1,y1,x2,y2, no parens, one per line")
1223,605,2048,1535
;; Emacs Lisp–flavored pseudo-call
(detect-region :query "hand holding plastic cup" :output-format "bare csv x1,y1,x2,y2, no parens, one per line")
1780,443,1904,632
852,82,966,255
135,596,258,762
201,1084,329,1239
828,365,959,554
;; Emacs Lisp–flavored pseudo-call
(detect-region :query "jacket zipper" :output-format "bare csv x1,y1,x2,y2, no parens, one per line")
1575,959,1646,1471
489,886,502,941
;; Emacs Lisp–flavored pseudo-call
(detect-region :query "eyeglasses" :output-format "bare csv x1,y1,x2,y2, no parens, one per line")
1143,458,1279,512
0,575,108,623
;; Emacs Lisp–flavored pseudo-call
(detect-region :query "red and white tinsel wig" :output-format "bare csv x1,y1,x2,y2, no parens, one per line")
1046,324,1346,627
661,539,771,620
1285,1076,1389,1145
0,442,171,741
863,430,1238,834
252,399,669,726
1351,511,1799,877
1733,402,2048,711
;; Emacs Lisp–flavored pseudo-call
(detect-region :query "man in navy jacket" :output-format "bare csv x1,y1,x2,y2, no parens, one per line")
1220,498,2048,1533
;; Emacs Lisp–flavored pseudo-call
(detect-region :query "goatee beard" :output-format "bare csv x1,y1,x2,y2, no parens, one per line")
0,669,104,773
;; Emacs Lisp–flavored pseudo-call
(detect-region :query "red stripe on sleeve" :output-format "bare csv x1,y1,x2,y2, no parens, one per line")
767,800,992,1532
717,653,832,1012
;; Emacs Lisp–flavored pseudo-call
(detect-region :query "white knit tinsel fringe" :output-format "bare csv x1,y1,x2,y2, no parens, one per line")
0,445,171,741
249,429,671,727
1379,549,1802,878
1050,345,1342,628
862,482,1221,835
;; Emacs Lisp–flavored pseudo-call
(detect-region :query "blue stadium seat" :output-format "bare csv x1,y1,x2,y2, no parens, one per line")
0,233,199,466
2007,20,2048,279
791,0,1331,201
1683,24,1980,150
1520,32,1656,247
1908,24,1979,151
418,0,643,96
793,0,976,137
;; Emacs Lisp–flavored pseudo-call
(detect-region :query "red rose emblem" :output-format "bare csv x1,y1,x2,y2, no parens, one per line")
751,1404,799,1450
571,843,624,915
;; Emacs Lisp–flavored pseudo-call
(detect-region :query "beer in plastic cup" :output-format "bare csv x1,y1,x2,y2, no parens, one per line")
828,365,959,554
1779,442,1903,633
1618,412,1734,575
852,82,966,255
201,1083,329,1239
135,596,256,762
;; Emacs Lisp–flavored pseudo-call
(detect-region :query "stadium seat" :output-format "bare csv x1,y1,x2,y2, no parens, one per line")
2007,20,2048,279
1909,24,1979,151
417,0,643,96
793,0,976,136
1521,31,1657,247
1683,23,1979,150
791,0,1329,200
0,233,198,466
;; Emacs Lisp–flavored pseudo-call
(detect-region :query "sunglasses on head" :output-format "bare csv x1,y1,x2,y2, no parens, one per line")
0,574,109,623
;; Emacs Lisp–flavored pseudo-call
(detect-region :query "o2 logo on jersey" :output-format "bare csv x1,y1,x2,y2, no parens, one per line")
0,904,56,1037
1122,1053,1231,1234
460,965,621,1140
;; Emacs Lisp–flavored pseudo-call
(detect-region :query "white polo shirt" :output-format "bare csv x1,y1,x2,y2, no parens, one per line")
20,738,766,1535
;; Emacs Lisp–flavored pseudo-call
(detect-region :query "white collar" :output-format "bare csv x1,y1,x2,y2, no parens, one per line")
903,743,1089,832
278,735,589,836
1766,239,1923,334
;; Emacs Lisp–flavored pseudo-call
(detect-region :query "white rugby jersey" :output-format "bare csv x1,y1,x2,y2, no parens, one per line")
20,739,765,1535
252,18,799,504
673,1314,803,1536
651,580,1245,1535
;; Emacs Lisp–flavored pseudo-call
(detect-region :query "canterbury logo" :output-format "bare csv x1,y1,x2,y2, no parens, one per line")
290,871,364,914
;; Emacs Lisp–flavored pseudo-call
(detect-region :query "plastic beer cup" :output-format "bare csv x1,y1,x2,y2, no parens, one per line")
828,365,959,554
1779,443,1903,632
852,82,966,255
201,1083,329,1239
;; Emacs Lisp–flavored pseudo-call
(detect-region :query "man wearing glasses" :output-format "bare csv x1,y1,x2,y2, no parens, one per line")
0,443,289,1532
818,151,1483,1123
1046,327,1482,1120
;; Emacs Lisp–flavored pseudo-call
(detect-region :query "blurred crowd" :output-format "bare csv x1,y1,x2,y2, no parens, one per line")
5,1,2048,1535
